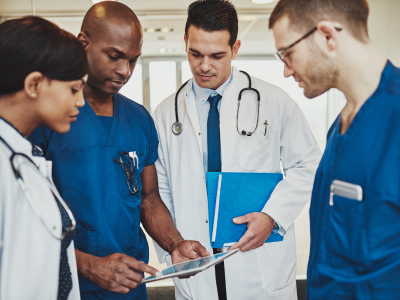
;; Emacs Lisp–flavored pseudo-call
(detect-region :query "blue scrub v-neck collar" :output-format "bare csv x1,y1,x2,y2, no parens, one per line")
336,60,393,138
83,95,119,147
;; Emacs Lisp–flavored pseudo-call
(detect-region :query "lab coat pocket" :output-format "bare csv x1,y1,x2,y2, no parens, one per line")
326,195,371,271
257,237,296,296
239,123,276,171
115,149,145,200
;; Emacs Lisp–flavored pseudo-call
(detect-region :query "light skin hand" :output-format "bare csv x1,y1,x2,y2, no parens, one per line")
75,249,160,294
228,212,275,252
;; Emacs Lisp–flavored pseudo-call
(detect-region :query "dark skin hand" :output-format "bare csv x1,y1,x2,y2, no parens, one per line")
75,250,160,294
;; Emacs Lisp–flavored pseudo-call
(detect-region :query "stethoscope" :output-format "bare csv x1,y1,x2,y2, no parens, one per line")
171,70,260,136
0,135,76,240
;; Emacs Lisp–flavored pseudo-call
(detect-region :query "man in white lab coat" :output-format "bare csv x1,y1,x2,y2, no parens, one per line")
152,0,321,299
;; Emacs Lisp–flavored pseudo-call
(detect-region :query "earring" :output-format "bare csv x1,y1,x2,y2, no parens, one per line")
31,92,37,97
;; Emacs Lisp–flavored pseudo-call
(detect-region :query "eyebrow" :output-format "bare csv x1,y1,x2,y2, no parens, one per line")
108,47,125,56
188,48,227,56
107,47,142,60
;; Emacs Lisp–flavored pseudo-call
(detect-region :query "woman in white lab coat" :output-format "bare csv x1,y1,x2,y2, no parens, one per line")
0,16,88,300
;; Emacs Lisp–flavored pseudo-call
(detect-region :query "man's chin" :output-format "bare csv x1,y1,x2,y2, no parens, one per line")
303,86,328,99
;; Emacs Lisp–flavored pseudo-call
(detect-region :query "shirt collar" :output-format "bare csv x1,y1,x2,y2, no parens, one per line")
192,68,233,105
0,118,34,156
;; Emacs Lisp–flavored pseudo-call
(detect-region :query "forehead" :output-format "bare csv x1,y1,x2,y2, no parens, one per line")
94,20,143,53
187,25,230,53
272,15,304,50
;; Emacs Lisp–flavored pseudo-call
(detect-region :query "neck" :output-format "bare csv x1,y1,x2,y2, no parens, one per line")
336,41,387,114
0,92,39,137
83,83,114,116
335,40,387,134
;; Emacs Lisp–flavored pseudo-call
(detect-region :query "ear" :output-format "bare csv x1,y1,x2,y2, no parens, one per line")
184,34,188,53
316,21,341,52
77,32,90,52
231,40,241,60
24,72,44,99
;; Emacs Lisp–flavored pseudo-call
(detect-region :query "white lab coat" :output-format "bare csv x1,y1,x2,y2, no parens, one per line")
0,119,80,300
152,67,321,300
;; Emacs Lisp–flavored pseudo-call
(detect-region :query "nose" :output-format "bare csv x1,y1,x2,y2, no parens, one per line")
200,56,211,73
116,59,131,78
283,65,295,78
76,95,85,107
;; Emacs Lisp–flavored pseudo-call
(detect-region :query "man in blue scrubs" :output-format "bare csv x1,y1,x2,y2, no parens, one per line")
30,2,209,300
269,0,400,299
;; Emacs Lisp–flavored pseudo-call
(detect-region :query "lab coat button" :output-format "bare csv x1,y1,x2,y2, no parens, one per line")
206,220,208,223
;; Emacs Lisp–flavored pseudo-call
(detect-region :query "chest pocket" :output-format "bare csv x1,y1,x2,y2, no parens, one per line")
115,149,145,200
239,122,276,171
326,194,371,272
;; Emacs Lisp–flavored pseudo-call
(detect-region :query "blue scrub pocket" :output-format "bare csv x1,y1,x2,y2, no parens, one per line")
74,226,98,256
115,149,145,200
326,195,371,272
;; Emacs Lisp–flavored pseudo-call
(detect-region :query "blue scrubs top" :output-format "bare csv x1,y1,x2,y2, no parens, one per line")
307,61,400,300
29,94,158,300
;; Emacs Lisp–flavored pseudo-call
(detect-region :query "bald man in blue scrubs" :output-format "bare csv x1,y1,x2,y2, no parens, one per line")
30,2,208,300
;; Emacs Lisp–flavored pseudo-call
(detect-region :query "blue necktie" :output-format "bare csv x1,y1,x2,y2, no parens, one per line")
207,93,222,173
207,93,227,300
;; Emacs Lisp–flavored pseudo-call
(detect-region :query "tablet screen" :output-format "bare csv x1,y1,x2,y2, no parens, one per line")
145,251,233,280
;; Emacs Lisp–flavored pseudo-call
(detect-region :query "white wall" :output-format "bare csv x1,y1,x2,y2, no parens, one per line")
369,0,400,66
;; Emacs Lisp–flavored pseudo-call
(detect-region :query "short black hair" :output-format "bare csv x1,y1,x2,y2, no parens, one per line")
0,16,88,96
185,0,238,48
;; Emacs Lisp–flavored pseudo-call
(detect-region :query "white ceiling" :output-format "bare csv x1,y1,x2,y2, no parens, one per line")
0,0,278,56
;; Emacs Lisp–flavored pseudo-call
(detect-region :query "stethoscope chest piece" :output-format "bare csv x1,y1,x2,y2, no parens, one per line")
172,122,183,135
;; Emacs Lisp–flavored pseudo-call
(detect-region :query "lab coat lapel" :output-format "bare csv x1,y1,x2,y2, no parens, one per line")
183,80,203,161
219,67,246,171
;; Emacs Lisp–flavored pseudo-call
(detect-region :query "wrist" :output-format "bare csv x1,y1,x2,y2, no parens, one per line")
262,212,278,228
168,237,185,255
75,249,95,279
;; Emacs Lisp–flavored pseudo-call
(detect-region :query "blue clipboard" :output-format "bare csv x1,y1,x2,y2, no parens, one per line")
207,172,284,248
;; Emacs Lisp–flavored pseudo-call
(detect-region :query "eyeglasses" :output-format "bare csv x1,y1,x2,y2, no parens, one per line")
4,142,76,241
114,151,139,194
274,27,343,67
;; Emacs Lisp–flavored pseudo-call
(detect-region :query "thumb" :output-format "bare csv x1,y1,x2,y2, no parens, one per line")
192,242,210,257
233,214,250,224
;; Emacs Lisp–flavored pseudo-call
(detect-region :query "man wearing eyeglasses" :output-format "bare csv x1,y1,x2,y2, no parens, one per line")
151,1,322,299
270,0,400,299
29,2,209,300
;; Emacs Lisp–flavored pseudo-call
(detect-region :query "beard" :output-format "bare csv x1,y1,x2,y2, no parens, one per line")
301,46,339,99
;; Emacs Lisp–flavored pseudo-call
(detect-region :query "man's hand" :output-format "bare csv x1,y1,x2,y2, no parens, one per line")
76,250,160,294
229,212,275,252
171,240,210,264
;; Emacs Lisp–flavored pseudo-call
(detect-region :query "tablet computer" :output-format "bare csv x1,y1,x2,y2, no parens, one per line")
140,249,239,285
